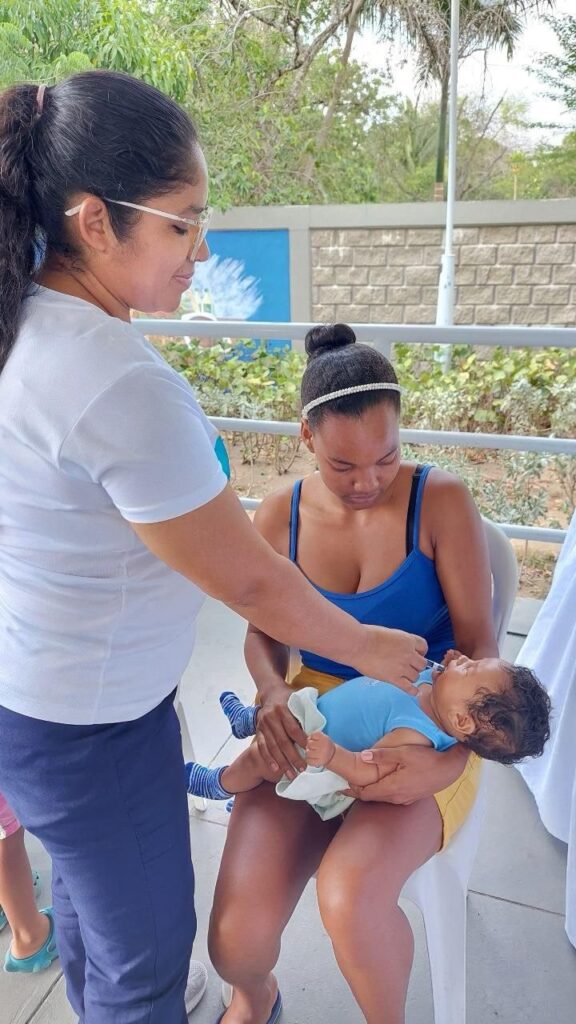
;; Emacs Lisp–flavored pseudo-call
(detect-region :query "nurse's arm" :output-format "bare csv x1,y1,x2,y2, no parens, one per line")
129,483,427,689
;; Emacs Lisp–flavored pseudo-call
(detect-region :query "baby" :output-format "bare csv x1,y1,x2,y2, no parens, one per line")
186,652,551,820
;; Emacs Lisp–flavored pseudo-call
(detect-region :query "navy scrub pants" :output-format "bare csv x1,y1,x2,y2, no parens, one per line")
0,691,196,1023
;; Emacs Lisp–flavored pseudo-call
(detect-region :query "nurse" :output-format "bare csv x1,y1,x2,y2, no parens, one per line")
0,70,425,1022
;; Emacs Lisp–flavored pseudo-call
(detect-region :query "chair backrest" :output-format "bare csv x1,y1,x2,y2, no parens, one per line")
482,517,519,652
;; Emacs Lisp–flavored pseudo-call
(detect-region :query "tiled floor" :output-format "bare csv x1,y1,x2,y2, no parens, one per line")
2,597,575,1024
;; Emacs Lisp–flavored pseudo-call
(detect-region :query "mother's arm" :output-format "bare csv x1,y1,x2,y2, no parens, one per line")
345,743,470,805
244,488,311,778
426,469,498,660
350,470,500,804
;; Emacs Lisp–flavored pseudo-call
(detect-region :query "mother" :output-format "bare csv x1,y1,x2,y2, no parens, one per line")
209,324,499,1024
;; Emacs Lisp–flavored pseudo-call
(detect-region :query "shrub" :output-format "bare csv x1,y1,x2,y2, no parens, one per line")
154,338,575,523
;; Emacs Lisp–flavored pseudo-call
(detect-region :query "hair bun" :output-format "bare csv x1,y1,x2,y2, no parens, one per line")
305,322,356,360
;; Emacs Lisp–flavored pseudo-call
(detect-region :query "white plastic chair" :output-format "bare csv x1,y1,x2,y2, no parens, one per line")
482,516,520,651
397,517,518,1024
175,694,207,813
215,520,518,1021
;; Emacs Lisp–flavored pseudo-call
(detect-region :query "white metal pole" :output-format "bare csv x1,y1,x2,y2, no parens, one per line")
436,0,460,355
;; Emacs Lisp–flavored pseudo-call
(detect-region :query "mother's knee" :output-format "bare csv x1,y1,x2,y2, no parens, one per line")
316,857,395,939
208,899,281,977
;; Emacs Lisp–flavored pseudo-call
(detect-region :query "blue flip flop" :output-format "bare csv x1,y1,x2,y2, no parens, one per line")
0,870,41,932
215,990,282,1024
4,907,59,973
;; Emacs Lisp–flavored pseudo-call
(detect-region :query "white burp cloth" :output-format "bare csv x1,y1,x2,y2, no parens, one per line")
274,687,355,821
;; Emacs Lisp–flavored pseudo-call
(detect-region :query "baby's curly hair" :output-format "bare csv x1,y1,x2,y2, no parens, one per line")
462,665,551,765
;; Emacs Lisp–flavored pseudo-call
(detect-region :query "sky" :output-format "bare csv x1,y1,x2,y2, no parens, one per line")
354,3,575,145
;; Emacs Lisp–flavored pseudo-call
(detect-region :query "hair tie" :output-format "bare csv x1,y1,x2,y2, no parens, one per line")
301,382,402,419
36,84,47,117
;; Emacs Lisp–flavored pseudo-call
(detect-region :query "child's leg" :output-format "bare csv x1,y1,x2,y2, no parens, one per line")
0,825,51,958
186,744,281,801
306,733,381,787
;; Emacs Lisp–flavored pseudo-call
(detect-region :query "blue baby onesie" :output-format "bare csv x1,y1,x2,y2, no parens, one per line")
317,671,457,753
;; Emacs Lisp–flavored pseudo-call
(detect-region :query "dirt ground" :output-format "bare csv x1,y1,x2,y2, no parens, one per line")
227,440,560,600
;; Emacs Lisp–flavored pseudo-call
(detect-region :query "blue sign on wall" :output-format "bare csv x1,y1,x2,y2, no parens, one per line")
182,228,291,354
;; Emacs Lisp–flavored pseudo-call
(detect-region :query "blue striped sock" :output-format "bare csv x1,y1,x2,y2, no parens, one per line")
219,691,259,739
185,762,232,800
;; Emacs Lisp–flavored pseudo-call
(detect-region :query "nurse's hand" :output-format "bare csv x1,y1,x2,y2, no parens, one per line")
343,743,469,805
256,683,308,782
356,626,428,694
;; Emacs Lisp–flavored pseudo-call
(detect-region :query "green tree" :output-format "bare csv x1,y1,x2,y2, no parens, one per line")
535,14,576,111
0,0,563,205
368,0,553,199
0,0,394,203
369,92,529,201
0,0,203,98
511,132,576,199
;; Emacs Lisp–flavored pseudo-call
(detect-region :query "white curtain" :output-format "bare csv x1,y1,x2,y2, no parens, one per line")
515,509,576,947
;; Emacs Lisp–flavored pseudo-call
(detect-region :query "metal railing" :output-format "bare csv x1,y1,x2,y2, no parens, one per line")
139,318,576,545
138,318,576,350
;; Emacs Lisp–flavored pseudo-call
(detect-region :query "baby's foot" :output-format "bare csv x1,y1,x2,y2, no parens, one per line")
306,731,336,768
186,763,233,800
219,691,259,739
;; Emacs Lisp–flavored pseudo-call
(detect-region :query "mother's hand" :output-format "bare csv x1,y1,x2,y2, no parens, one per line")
345,743,470,805
255,684,308,781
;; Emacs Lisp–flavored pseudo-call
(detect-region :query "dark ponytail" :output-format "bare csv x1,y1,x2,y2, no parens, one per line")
301,323,401,427
0,70,200,373
0,84,40,372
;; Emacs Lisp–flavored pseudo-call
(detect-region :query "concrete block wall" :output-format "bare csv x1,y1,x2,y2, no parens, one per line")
311,224,576,327
210,199,576,327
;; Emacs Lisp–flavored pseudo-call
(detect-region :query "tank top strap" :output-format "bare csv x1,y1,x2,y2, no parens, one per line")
289,479,303,562
406,464,433,555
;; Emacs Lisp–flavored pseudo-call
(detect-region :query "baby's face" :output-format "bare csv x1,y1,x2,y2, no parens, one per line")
431,654,510,730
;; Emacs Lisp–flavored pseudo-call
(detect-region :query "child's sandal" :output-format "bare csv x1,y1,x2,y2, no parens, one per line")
4,907,59,973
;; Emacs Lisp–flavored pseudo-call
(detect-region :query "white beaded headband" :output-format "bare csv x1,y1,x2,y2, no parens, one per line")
301,382,402,419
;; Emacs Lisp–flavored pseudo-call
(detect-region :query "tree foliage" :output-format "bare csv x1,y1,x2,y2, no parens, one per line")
367,0,554,192
0,0,574,205
535,14,576,112
0,0,205,96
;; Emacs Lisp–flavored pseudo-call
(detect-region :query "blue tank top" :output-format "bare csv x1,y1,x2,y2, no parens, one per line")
290,465,455,677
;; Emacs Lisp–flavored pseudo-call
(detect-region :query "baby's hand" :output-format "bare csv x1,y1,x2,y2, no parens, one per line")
306,731,335,768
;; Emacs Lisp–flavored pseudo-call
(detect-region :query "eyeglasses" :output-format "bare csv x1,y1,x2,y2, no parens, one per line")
64,198,212,260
